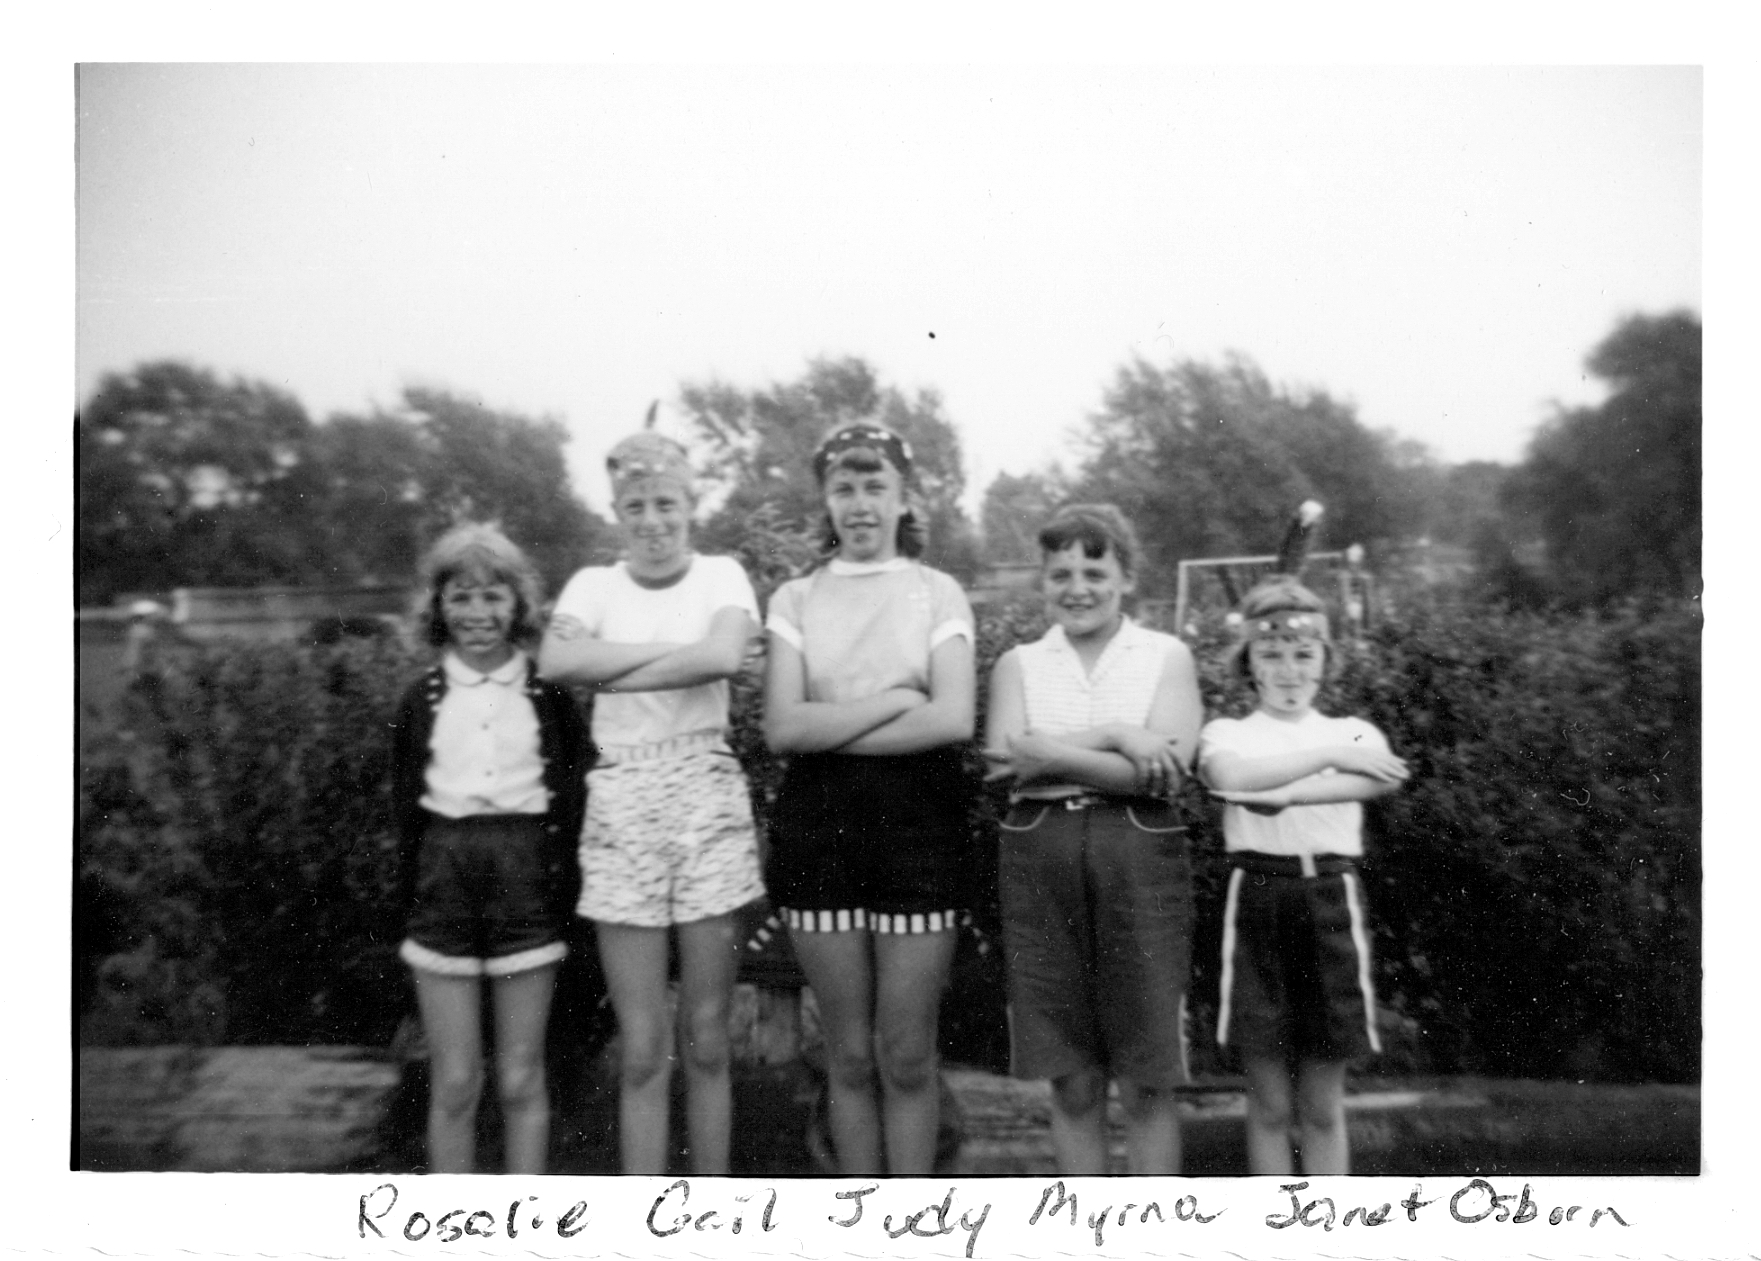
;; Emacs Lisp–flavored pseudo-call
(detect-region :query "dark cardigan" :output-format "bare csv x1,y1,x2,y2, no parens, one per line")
389,657,594,917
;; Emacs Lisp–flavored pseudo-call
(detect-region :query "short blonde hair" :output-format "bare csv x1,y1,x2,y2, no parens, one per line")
415,523,546,649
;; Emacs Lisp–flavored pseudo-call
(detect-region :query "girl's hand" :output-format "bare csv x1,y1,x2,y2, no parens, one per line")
1111,728,1183,797
981,747,1018,783
1334,746,1411,782
999,732,1060,784
1211,785,1293,814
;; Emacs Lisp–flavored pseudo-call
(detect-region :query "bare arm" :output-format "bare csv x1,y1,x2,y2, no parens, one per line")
840,634,977,756
762,633,926,754
1213,768,1406,809
1201,738,1409,792
596,608,758,693
984,640,1202,796
536,613,675,686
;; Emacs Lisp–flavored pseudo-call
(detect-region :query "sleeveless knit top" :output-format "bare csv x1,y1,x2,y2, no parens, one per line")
1015,618,1179,798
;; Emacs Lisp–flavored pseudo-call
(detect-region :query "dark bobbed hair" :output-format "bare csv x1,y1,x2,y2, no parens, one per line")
1036,503,1143,580
816,444,928,560
415,523,547,650
1227,578,1340,684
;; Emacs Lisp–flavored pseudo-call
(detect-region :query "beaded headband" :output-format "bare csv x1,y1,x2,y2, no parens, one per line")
812,424,914,482
1238,608,1331,642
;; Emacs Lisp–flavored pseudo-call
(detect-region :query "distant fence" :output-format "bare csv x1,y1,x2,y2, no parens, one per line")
78,585,412,719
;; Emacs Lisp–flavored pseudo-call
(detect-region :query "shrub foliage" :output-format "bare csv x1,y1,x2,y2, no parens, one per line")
80,585,1699,1083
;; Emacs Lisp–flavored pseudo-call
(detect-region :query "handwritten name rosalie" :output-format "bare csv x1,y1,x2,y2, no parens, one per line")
357,1176,1628,1252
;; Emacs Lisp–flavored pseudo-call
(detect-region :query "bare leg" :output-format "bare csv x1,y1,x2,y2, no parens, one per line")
791,930,882,1174
1117,1076,1182,1174
872,930,958,1174
675,914,740,1174
490,962,558,1174
1242,1054,1296,1175
412,969,484,1173
1047,1069,1109,1174
1294,1059,1351,1175
596,923,675,1174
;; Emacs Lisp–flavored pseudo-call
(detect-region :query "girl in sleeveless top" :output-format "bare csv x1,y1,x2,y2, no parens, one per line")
984,504,1203,1174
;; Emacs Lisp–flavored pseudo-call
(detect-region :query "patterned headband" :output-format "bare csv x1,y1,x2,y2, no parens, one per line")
1238,608,1331,642
812,424,914,481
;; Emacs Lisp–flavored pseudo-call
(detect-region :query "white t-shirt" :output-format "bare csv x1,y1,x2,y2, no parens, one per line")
1198,708,1392,857
550,554,759,748
765,558,973,703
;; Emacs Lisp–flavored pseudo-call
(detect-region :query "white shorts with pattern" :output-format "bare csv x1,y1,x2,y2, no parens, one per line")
576,749,765,928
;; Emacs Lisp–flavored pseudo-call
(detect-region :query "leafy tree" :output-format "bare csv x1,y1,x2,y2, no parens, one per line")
1065,354,1423,594
78,362,320,604
319,388,615,592
678,357,980,581
1418,460,1511,547
1503,311,1701,604
79,363,612,603
978,470,1063,565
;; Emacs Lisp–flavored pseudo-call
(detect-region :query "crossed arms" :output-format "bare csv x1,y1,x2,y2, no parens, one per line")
537,606,758,693
982,643,1203,798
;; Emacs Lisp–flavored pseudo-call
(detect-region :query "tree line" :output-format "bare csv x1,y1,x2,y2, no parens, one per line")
79,309,1700,609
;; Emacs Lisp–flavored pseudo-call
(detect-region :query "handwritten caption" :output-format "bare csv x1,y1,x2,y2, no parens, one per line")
356,1176,1628,1252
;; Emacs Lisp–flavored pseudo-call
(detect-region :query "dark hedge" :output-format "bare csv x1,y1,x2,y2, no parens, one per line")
78,586,1699,1082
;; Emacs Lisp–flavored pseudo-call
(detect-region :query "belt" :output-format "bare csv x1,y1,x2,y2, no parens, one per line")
1016,793,1169,812
595,728,729,766
1021,792,1141,813
1230,852,1358,879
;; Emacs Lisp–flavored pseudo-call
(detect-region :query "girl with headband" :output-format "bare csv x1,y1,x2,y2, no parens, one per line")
1197,577,1410,1174
762,422,977,1174
539,431,765,1174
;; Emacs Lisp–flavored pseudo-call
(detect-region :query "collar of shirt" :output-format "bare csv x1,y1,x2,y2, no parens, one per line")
1044,617,1148,669
442,650,528,688
827,556,913,577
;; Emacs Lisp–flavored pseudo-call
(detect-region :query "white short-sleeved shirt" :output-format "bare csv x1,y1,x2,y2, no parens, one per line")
550,554,759,748
765,558,973,703
1198,708,1392,857
421,650,548,818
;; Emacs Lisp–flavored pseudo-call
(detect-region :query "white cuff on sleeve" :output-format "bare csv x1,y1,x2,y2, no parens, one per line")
765,613,804,651
929,618,974,650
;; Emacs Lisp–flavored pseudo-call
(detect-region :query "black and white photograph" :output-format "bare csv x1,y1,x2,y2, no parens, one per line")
47,24,1745,1258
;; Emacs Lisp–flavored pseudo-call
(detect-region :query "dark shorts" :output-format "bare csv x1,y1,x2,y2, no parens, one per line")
1217,854,1380,1064
766,748,973,923
998,796,1193,1088
401,814,569,977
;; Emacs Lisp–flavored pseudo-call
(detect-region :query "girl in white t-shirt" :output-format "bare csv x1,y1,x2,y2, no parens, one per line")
538,432,765,1175
1197,578,1410,1175
762,422,977,1175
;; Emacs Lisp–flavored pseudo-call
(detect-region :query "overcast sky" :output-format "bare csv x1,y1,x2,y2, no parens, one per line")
76,64,1699,512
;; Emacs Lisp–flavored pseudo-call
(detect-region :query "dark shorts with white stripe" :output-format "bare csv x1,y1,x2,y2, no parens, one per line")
1217,853,1381,1065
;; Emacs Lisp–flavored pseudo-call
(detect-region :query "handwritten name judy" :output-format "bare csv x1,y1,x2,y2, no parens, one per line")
356,1176,1627,1251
